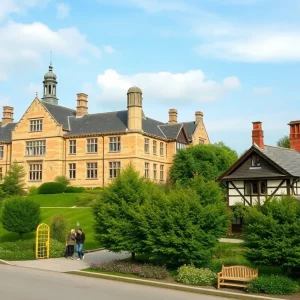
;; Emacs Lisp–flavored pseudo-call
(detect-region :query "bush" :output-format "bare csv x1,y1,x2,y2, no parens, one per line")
76,194,98,207
246,275,299,295
50,215,68,243
2,162,26,196
176,265,217,286
55,176,70,187
64,186,86,193
38,182,65,194
90,260,168,279
1,197,41,238
28,186,39,196
49,239,66,258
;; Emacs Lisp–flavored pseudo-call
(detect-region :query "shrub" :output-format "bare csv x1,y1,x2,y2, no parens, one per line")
55,175,70,187
49,239,65,258
38,182,65,194
64,186,86,193
76,194,98,207
0,239,36,260
28,186,39,196
176,265,217,286
246,275,299,295
2,162,26,196
1,197,41,238
50,214,68,243
90,260,168,279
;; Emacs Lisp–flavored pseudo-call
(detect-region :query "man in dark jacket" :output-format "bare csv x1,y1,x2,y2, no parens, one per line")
76,228,86,260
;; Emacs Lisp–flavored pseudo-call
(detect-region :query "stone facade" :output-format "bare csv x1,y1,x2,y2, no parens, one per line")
0,66,210,188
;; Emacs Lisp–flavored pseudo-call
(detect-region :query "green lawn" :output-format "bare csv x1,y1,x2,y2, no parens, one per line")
27,193,90,207
0,206,99,250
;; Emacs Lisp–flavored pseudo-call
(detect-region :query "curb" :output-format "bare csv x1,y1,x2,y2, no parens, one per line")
64,270,284,300
85,248,105,253
0,259,13,265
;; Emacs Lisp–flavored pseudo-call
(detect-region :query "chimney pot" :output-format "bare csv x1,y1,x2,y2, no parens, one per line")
288,120,300,152
76,93,88,117
2,106,14,126
168,109,178,124
195,111,203,125
252,121,264,149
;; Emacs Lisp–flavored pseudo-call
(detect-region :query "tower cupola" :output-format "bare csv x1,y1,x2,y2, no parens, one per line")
41,63,58,105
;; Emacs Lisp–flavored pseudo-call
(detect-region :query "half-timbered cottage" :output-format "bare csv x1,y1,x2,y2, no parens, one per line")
218,121,300,233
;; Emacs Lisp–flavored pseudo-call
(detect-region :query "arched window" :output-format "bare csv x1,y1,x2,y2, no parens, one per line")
48,85,51,94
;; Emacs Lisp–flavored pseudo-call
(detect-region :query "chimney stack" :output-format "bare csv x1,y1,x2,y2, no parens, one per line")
168,109,178,124
2,106,14,126
195,111,203,125
289,120,300,152
76,93,88,117
252,121,264,149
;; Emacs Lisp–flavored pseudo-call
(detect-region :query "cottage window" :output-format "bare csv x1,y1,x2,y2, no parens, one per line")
69,140,76,154
0,146,3,159
0,167,3,181
153,141,157,155
26,140,46,156
251,155,261,167
160,142,164,156
245,180,267,195
109,161,121,178
87,138,98,153
199,138,205,144
109,137,121,152
87,162,98,179
144,162,150,178
69,163,76,179
29,164,42,181
160,165,164,181
144,138,149,153
176,142,186,151
30,119,43,132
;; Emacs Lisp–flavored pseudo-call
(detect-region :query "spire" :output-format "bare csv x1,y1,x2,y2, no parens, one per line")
41,56,58,105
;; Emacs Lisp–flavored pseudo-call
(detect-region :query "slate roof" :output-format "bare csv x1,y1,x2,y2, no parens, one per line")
0,101,198,142
260,145,300,177
0,123,17,142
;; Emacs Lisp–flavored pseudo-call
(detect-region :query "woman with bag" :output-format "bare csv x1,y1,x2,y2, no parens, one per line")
66,229,76,259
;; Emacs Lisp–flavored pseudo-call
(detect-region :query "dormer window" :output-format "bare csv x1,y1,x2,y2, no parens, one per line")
251,155,261,167
30,119,43,132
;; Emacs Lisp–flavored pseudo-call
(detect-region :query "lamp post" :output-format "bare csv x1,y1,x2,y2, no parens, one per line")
77,221,80,229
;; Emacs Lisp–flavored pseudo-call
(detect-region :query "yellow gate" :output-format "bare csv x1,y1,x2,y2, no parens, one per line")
36,223,50,259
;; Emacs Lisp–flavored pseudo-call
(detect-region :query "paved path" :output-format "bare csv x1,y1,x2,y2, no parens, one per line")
11,250,130,272
219,238,244,243
0,265,229,300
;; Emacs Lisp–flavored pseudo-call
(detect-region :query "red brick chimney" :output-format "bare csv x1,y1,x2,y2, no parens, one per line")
289,120,300,152
252,121,264,149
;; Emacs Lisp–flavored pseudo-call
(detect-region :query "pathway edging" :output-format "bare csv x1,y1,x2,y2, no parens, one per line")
65,270,284,300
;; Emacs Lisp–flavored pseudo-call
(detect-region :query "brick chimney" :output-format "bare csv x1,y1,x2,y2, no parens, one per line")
76,93,88,117
168,109,178,124
195,111,203,125
2,106,14,126
289,120,300,152
252,121,264,149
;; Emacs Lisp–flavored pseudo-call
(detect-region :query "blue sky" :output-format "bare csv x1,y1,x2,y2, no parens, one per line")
1,0,300,154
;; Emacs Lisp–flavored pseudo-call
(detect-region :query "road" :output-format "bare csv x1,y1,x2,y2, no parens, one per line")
0,265,230,300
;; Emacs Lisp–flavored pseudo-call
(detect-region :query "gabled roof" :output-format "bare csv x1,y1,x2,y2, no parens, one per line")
181,121,197,141
0,123,17,142
40,101,76,130
218,143,300,181
159,123,183,139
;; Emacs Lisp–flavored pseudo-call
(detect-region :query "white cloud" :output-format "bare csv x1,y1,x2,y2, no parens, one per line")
96,69,240,102
0,21,101,80
56,3,70,19
104,45,115,54
253,87,273,95
0,0,49,21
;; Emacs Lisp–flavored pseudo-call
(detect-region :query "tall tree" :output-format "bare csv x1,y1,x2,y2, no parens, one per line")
2,161,26,196
276,135,290,148
169,142,238,184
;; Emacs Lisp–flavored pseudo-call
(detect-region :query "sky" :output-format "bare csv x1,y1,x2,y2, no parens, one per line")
1,0,300,154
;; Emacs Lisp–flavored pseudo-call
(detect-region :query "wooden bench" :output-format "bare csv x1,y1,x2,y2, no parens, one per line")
217,265,258,289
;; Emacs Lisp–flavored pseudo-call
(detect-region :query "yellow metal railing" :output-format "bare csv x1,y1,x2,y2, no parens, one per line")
36,223,50,259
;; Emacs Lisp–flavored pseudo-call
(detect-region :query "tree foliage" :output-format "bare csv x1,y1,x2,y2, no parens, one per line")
50,214,68,243
55,175,70,187
93,165,230,265
276,135,290,148
1,197,41,238
243,196,300,270
2,161,26,196
169,142,238,184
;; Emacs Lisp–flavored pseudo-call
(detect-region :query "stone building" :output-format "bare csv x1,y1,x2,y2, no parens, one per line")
0,64,210,188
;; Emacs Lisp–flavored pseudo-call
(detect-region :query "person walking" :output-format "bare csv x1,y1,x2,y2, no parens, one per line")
66,229,76,259
76,228,85,260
